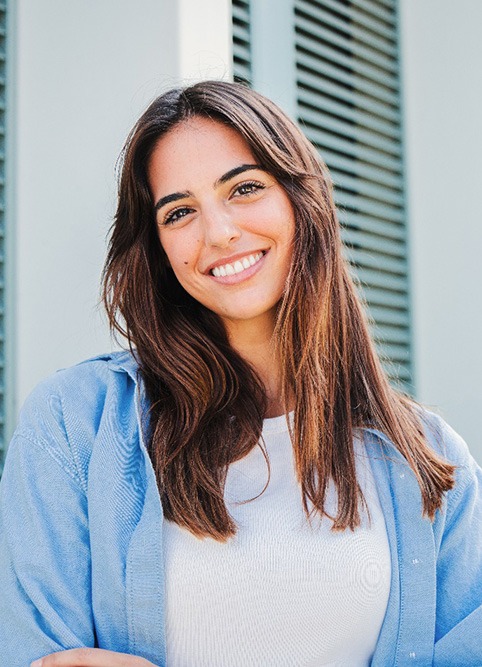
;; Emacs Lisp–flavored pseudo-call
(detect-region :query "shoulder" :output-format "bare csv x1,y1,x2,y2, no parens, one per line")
417,410,481,515
417,409,472,467
364,407,473,469
10,351,142,489
417,410,481,513
17,350,139,432
363,408,480,519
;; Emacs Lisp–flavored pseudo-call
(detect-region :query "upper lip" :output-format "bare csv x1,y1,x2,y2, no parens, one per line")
204,249,268,274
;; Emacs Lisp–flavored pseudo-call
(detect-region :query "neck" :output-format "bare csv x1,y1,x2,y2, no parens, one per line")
223,315,290,418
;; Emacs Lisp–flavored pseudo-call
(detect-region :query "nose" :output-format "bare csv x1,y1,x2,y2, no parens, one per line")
201,205,241,248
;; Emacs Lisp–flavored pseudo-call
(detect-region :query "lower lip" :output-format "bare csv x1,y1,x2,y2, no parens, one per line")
209,251,268,285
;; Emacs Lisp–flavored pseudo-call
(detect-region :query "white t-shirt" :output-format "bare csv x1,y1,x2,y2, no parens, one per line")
163,414,391,666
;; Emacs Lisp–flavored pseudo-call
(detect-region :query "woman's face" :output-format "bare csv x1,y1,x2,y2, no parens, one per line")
147,116,295,334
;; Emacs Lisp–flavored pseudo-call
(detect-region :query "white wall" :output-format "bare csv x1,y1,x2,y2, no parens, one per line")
12,0,231,423
400,0,482,462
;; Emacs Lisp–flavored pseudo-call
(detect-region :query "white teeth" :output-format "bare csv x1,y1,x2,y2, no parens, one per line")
211,252,264,278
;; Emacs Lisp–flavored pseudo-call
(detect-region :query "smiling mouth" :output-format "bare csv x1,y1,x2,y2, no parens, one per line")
210,251,266,277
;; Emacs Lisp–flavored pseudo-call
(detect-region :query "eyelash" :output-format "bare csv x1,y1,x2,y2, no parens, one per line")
163,206,194,226
161,180,266,226
233,180,265,197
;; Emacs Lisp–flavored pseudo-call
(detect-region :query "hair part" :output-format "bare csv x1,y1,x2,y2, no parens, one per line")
103,80,455,540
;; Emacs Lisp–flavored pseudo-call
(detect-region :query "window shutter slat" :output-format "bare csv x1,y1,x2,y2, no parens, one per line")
297,50,399,108
296,0,398,58
310,0,397,37
300,103,402,156
298,71,400,123
298,93,400,142
301,122,402,171
350,0,395,25
342,228,407,258
316,150,402,191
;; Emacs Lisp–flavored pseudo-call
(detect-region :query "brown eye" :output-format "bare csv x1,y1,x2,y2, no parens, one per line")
233,181,265,197
163,206,194,226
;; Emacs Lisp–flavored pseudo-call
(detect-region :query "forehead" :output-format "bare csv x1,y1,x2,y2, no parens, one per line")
147,117,256,192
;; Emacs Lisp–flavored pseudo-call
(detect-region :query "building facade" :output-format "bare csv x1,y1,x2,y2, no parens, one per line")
2,0,482,465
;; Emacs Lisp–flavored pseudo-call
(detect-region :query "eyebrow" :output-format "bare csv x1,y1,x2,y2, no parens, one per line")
153,163,262,211
154,192,187,211
215,163,261,187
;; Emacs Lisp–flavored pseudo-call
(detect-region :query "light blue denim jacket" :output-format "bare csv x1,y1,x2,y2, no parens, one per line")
1,352,481,667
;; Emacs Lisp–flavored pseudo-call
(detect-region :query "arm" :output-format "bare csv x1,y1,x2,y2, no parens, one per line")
1,436,158,667
31,649,157,666
0,430,96,663
432,420,482,665
0,371,161,667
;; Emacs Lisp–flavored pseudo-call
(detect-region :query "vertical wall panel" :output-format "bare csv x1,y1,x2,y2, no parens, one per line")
0,1,6,468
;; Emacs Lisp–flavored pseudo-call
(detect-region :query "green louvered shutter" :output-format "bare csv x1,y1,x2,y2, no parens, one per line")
232,0,252,84
295,0,411,390
0,1,7,469
233,0,412,392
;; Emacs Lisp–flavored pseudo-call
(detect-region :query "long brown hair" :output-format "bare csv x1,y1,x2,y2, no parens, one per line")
103,80,455,540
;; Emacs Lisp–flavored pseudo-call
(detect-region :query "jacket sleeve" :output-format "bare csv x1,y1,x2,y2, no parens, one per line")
432,419,482,666
0,379,96,665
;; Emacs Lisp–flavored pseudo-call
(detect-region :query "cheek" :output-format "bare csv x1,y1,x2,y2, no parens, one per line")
163,247,197,289
158,230,201,271
159,238,186,270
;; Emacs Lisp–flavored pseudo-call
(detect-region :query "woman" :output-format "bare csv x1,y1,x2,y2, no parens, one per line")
1,81,481,667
